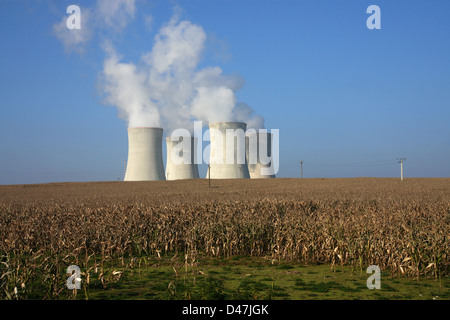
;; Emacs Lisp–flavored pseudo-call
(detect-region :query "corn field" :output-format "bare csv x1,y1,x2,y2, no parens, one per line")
0,178,449,299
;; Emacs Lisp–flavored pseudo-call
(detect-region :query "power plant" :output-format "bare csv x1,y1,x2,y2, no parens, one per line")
246,131,276,179
206,122,250,179
165,136,200,180
124,127,166,181
123,122,276,181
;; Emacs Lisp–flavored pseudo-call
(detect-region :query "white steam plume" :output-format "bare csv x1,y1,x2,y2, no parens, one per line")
53,2,265,131
102,43,160,128
52,7,93,54
101,13,265,131
96,0,136,31
52,0,136,54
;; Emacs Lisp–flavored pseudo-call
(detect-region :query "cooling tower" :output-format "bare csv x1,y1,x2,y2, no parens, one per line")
206,122,250,179
124,127,166,181
246,131,276,179
165,136,200,180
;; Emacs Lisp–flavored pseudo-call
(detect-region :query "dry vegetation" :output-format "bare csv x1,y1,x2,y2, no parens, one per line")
0,178,449,299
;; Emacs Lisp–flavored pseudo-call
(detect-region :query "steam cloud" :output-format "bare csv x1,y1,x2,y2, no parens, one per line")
52,0,136,54
52,7,92,54
54,1,265,132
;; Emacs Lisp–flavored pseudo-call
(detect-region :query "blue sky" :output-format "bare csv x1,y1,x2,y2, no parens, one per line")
0,0,449,184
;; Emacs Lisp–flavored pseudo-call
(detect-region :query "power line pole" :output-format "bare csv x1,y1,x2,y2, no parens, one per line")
300,161,304,179
208,164,211,188
397,158,406,181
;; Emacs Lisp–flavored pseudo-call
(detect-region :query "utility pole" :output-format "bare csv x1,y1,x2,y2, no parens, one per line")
300,161,304,179
124,160,127,181
208,164,211,188
397,158,406,181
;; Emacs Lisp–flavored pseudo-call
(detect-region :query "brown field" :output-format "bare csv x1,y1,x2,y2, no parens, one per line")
0,178,449,299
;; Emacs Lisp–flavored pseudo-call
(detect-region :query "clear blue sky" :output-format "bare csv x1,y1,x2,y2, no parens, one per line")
1,0,449,184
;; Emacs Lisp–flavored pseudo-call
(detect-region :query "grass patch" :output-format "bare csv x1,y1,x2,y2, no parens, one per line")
18,254,450,300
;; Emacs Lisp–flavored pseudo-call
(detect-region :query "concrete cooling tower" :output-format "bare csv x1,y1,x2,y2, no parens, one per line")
124,127,166,181
246,131,276,179
206,122,250,179
165,136,200,180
